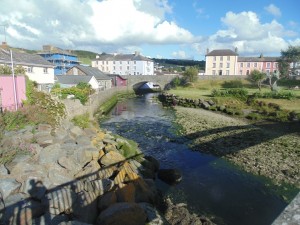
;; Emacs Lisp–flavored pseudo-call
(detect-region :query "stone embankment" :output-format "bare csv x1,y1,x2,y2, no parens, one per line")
0,120,213,225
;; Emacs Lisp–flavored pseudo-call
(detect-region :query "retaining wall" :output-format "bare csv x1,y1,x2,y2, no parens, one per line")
63,87,129,119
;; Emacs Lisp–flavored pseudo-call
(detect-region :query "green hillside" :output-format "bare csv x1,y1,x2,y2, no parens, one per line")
73,50,99,66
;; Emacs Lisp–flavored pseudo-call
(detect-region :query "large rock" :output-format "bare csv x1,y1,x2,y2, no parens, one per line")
115,182,136,203
39,143,63,164
139,202,168,225
144,156,160,172
73,190,99,224
84,179,114,195
34,131,54,147
98,191,117,211
75,160,101,181
47,163,73,186
0,164,8,176
157,169,182,185
70,126,84,138
73,147,93,168
22,178,47,200
100,151,125,166
57,156,82,175
43,188,77,215
0,178,21,199
96,202,147,225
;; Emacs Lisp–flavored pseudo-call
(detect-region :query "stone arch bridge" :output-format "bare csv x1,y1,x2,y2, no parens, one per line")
125,75,179,91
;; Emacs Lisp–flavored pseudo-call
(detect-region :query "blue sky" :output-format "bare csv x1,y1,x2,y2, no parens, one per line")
0,0,299,60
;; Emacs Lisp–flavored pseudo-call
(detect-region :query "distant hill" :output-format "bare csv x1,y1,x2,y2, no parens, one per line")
152,58,205,70
73,50,99,65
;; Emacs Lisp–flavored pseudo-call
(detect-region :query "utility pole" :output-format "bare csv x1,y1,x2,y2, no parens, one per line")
0,24,8,43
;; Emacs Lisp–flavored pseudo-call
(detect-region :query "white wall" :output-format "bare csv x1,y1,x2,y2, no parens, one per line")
26,66,55,84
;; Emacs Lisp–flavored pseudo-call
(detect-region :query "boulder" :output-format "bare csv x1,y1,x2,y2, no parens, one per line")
73,190,99,224
34,132,54,147
57,156,82,175
157,169,182,185
39,143,63,164
73,147,93,168
75,160,100,181
22,178,47,200
0,164,8,176
96,202,147,225
0,178,21,199
84,179,114,196
37,124,52,132
33,213,69,225
100,151,125,166
144,155,160,172
47,163,73,186
43,188,77,215
115,182,136,202
98,191,117,211
139,202,168,225
70,126,83,138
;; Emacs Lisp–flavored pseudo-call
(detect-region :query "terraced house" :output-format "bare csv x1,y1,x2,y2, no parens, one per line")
92,51,154,75
205,48,280,76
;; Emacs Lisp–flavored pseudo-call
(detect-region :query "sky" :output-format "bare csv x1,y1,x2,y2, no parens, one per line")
0,0,299,60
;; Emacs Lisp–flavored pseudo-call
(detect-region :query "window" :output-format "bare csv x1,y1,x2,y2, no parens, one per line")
134,61,136,64
213,63,216,68
254,63,257,67
213,56,216,61
247,63,250,68
219,70,222,75
220,56,223,61
120,66,122,70
127,66,129,70
266,62,271,68
113,66,116,70
102,61,104,65
43,68,48,74
227,56,230,61
220,63,223,68
128,61,130,64
106,61,108,65
120,61,122,64
212,70,216,75
227,63,230,68
113,61,115,64
266,70,270,74
274,62,278,68
246,70,250,75
240,70,243,75
28,67,33,73
240,63,243,67
134,66,136,70
226,70,229,75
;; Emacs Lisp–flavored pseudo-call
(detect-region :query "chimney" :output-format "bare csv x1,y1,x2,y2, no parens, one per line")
235,47,238,53
206,48,209,54
134,51,140,56
1,42,8,50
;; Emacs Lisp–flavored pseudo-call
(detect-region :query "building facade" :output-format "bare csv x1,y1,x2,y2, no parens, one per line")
0,47,55,89
92,51,154,75
38,45,80,75
66,65,112,90
238,55,279,75
205,49,239,75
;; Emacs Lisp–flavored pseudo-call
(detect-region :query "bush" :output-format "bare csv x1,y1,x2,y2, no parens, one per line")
246,113,261,120
222,80,243,88
72,113,90,129
253,91,295,100
211,88,248,100
2,110,28,131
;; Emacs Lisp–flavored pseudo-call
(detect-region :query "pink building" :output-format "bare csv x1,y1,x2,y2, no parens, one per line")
0,76,26,111
109,74,127,87
237,55,279,75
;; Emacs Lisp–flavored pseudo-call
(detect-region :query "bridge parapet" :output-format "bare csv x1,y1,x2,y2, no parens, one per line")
125,75,179,89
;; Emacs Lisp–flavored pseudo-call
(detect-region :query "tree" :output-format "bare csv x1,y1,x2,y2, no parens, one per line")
0,65,26,75
250,69,266,91
278,45,300,77
183,66,198,83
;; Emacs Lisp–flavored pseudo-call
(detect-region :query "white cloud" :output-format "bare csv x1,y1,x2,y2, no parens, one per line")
172,50,192,59
0,0,198,53
264,4,281,17
198,11,295,56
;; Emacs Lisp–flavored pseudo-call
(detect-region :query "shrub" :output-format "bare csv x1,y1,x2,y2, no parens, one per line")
2,110,28,131
253,91,295,100
211,88,248,100
222,80,243,88
72,113,90,129
246,113,261,120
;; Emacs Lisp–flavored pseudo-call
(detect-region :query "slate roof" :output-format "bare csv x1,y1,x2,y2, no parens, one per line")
206,49,238,56
238,56,279,62
0,48,54,67
92,53,152,62
55,75,94,85
69,65,111,80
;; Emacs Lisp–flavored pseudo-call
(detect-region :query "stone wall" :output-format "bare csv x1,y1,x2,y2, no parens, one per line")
63,87,129,119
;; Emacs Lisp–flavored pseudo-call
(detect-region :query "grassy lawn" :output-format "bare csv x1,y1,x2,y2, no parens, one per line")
168,78,300,113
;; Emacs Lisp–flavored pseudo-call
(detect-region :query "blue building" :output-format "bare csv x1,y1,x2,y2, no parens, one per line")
38,45,80,75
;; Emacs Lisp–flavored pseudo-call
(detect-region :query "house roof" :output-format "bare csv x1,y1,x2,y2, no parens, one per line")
69,65,111,80
238,56,279,62
0,48,54,67
107,74,127,80
206,49,238,56
55,75,94,85
92,52,152,62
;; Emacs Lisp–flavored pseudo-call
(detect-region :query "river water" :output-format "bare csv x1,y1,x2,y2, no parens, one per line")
100,93,294,225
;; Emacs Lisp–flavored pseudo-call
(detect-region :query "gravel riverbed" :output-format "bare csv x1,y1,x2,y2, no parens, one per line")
175,107,300,188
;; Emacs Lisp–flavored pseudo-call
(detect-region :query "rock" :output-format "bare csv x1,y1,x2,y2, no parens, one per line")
84,179,114,195
69,180,85,193
33,213,69,225
97,166,115,180
0,178,21,199
22,178,47,200
43,188,77,215
47,163,73,186
57,156,82,175
58,220,93,225
4,193,45,225
73,147,93,168
34,131,54,147
0,193,4,223
139,202,167,225
70,126,83,138
100,151,125,166
96,202,147,225
0,164,8,176
37,124,52,132
201,101,210,109
102,138,118,146
75,135,92,146
75,160,100,181
158,169,182,185
84,147,100,160
98,191,117,211
144,156,160,172
116,182,136,202
39,143,63,164
72,190,99,224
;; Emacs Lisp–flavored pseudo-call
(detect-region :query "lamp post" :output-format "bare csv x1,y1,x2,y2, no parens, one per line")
10,49,18,111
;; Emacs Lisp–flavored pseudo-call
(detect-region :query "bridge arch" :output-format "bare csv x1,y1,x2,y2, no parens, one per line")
125,75,179,90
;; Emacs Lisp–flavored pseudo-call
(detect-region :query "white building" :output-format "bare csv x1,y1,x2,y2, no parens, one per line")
0,44,55,90
92,51,154,75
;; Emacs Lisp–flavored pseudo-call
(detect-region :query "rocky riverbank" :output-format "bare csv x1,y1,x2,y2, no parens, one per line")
175,107,300,189
0,119,214,225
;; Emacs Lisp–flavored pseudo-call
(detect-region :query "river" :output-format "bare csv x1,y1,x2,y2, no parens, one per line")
100,93,292,225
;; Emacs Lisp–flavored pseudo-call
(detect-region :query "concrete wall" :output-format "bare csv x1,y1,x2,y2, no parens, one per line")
63,86,129,119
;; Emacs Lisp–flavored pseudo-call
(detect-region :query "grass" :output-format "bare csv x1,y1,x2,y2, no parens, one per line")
168,79,300,113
